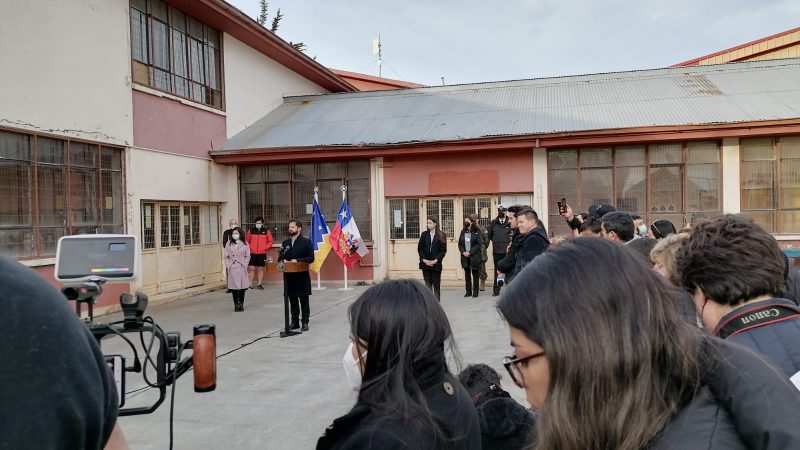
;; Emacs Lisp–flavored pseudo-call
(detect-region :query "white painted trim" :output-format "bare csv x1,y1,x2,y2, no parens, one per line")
19,258,56,267
131,84,227,117
533,147,549,230
775,235,800,241
371,157,388,282
721,138,741,214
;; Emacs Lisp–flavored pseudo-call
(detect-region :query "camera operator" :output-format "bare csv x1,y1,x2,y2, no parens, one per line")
495,205,526,284
0,257,129,449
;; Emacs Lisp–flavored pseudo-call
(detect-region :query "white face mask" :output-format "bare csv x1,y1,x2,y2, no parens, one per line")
255,223,263,229
231,234,240,241
638,225,648,236
427,223,435,231
342,342,366,392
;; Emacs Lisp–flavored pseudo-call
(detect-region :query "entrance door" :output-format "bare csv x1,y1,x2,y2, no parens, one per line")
157,204,184,293
182,205,204,288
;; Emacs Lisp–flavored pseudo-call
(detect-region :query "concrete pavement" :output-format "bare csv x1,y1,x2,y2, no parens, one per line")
101,283,524,449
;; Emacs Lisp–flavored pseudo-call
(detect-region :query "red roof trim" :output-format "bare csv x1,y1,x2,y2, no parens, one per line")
166,0,356,92
210,119,800,165
673,26,800,67
331,69,425,89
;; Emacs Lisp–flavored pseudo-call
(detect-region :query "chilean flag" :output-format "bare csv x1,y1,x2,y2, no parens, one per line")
329,199,369,269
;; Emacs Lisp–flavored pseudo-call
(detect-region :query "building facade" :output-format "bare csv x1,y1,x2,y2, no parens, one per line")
0,0,354,308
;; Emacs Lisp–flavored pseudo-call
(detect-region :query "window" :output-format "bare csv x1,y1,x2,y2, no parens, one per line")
548,141,721,236
389,199,420,239
203,204,220,244
462,197,493,230
0,130,124,258
240,161,372,241
160,205,181,247
130,0,222,109
741,136,800,233
142,202,156,249
425,199,455,238
183,205,200,245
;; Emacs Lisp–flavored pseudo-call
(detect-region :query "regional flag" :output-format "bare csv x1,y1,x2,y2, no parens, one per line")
309,198,332,273
329,199,369,269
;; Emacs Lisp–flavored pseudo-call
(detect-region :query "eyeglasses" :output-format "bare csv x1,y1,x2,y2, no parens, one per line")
503,351,546,388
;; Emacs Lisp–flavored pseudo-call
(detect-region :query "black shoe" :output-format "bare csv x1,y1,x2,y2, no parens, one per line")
256,284,265,290
464,293,471,297
301,323,309,332
472,293,479,298
290,320,300,330
492,292,499,297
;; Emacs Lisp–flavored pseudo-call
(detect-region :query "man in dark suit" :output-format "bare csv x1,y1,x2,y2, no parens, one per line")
278,219,315,331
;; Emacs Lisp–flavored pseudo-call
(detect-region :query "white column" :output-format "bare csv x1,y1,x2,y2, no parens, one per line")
721,138,741,214
532,146,549,230
370,157,388,282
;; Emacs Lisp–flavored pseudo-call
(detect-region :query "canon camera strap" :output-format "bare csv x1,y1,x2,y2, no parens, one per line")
716,303,800,339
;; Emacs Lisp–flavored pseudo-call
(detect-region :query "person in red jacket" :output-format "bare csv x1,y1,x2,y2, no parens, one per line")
246,216,273,290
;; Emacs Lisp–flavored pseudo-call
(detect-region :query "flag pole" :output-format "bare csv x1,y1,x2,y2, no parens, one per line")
313,186,327,291
339,185,353,291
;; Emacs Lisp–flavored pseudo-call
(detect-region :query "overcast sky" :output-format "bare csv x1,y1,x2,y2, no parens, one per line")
228,0,799,86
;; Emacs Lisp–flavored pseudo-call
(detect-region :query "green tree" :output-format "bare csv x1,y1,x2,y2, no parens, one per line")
256,0,306,52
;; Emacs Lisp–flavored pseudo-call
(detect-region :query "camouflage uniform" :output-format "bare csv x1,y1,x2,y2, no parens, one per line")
479,225,489,283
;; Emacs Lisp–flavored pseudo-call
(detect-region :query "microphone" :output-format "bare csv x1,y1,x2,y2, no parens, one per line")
279,245,290,260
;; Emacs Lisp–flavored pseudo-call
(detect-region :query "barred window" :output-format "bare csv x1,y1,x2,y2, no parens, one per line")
425,199,455,238
389,199,420,239
240,161,372,241
741,136,800,233
130,0,222,109
548,141,720,236
0,130,124,258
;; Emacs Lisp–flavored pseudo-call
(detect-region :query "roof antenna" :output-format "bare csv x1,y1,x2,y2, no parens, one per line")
372,34,383,77
441,77,445,86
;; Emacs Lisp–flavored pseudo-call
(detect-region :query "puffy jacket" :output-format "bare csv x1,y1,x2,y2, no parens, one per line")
246,227,274,254
650,337,800,449
715,298,800,379
512,225,549,279
487,217,511,255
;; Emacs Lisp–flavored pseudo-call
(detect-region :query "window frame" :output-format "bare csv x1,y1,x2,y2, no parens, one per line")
388,198,420,240
740,136,800,234
546,141,723,236
0,127,125,259
129,0,225,110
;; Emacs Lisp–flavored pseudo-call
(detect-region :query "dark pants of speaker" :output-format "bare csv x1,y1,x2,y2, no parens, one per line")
289,296,310,324
492,253,507,294
421,269,442,300
231,289,246,310
464,268,479,296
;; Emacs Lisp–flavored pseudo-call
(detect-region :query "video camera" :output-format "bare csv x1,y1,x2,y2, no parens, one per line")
55,235,217,417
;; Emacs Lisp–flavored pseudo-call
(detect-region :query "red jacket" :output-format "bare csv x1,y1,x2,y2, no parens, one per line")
246,228,274,254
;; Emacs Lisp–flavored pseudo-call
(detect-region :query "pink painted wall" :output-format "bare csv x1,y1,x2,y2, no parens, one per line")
384,150,534,196
132,90,227,157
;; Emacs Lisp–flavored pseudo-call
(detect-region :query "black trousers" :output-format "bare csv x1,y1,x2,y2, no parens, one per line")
421,268,442,300
289,296,310,323
231,289,246,304
492,253,507,294
464,268,479,296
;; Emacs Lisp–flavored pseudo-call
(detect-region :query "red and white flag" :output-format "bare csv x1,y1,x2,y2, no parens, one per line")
329,199,368,269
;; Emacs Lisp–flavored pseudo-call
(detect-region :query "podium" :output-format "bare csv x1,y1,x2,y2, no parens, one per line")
267,261,309,338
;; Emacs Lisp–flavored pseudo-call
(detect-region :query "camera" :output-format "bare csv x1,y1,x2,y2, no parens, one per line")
497,273,505,288
55,235,217,418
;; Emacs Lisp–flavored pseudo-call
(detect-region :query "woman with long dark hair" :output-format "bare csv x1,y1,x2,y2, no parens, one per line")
317,279,481,450
418,216,448,300
498,237,800,450
458,214,483,298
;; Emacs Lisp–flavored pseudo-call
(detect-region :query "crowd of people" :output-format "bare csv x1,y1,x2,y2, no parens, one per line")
5,200,800,449
318,204,800,449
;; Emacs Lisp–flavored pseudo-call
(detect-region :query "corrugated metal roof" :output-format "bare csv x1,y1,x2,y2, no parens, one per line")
220,58,800,151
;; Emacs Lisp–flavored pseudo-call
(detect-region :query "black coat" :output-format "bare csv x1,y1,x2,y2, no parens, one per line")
475,392,536,450
458,228,484,270
418,231,447,271
496,231,523,275
651,337,800,449
487,217,512,255
278,236,314,296
317,372,481,450
511,226,549,280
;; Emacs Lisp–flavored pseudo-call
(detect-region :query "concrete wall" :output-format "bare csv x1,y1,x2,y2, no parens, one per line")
0,0,133,146
222,34,328,137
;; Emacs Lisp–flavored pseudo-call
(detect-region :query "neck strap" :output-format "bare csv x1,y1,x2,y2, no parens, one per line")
716,303,800,339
